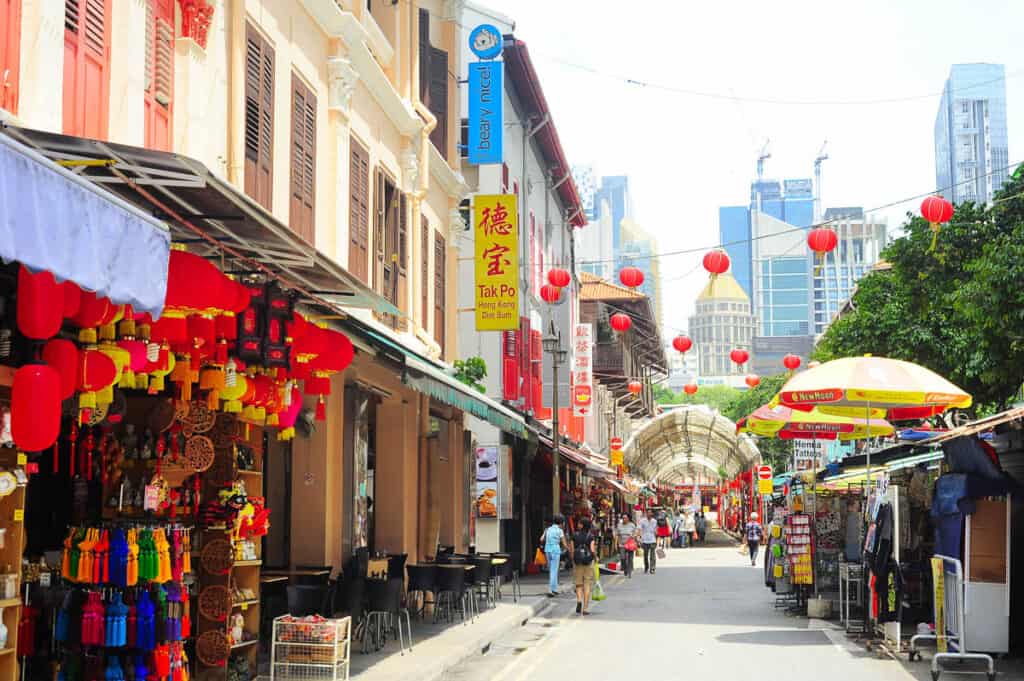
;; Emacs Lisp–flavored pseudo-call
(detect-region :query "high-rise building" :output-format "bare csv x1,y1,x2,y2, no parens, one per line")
620,218,663,327
592,175,633,254
813,208,887,335
934,63,1010,205
688,272,755,381
572,164,599,220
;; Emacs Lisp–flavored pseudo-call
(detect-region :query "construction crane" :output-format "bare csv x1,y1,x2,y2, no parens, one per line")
756,139,771,181
814,141,829,223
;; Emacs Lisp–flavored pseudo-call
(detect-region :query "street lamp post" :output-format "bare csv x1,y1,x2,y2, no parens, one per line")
543,320,568,517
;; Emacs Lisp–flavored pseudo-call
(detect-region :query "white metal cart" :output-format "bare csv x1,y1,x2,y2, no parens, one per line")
271,615,352,681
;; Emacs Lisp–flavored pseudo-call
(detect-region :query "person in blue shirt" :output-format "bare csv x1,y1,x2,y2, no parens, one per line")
541,515,568,596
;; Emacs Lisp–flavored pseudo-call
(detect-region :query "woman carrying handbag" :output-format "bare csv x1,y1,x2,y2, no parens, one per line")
615,514,637,578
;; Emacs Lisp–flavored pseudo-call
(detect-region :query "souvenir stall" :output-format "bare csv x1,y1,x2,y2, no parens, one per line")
0,247,355,681
587,481,615,560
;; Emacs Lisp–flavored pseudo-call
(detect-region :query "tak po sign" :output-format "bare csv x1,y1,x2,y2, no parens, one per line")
473,195,518,331
572,323,593,417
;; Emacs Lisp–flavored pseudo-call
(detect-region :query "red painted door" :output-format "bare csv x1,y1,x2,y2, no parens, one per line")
0,0,20,114
63,0,111,139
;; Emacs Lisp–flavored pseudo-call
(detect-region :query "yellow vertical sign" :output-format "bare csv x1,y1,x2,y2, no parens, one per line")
931,557,946,652
474,194,519,331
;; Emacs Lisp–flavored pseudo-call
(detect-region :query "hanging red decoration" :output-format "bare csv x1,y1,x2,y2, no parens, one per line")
304,374,331,396
806,227,838,274
609,313,632,332
78,349,118,392
164,249,240,315
684,383,698,395
619,266,644,288
539,284,562,304
627,381,642,395
745,374,761,388
920,195,954,251
42,339,79,400
12,363,61,452
72,292,112,343
17,267,64,339
309,330,355,373
61,280,82,319
672,335,692,353
783,354,802,371
702,250,730,276
547,268,570,288
729,349,749,365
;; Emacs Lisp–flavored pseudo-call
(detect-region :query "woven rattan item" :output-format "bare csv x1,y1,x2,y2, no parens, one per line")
196,630,230,667
198,584,232,622
201,538,234,575
211,413,238,449
148,398,177,433
181,401,216,437
184,435,215,472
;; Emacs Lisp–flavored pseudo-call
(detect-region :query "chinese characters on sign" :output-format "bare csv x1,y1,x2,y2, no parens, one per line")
474,195,519,331
572,323,593,417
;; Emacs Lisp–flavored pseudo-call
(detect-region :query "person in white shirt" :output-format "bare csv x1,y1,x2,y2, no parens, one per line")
615,514,638,577
637,509,659,574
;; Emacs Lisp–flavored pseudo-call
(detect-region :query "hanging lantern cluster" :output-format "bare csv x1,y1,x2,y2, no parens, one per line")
783,354,802,371
627,380,642,396
609,312,632,333
542,269,569,305
729,348,749,366
540,284,562,304
745,374,760,388
920,195,954,251
806,227,838,275
683,383,698,396
547,268,570,288
672,335,692,353
618,266,644,289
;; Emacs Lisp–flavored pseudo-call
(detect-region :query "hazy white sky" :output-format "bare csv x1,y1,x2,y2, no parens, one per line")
479,0,1024,336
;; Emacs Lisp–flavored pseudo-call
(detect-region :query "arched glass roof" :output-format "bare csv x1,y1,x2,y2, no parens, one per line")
622,406,759,483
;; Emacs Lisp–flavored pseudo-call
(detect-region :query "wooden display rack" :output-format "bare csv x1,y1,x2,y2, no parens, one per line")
196,416,264,681
0,378,26,681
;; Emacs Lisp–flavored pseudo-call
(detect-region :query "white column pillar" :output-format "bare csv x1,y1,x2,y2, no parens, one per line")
17,0,66,131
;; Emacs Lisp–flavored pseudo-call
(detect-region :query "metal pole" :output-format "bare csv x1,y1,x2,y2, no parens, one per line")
552,345,560,516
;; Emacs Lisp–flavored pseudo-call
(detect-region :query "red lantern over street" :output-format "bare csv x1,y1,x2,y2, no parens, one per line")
609,313,632,332
702,250,730,277
627,380,643,395
547,268,570,288
672,335,692,353
61,280,82,319
539,284,562,304
745,374,761,388
783,354,802,371
17,266,64,340
807,227,838,272
920,195,954,250
684,383,698,395
42,338,79,400
619,266,644,289
730,348,749,366
12,363,61,452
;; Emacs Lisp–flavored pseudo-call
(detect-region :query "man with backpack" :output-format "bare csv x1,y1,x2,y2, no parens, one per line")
569,518,597,615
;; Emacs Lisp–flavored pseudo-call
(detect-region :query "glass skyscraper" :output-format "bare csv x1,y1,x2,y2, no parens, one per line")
934,63,1010,205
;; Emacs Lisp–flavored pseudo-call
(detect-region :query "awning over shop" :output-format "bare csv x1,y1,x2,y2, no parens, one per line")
603,478,628,494
0,128,170,315
0,125,398,317
537,434,592,468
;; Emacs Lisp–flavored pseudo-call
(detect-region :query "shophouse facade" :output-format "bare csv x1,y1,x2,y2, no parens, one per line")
1,0,529,576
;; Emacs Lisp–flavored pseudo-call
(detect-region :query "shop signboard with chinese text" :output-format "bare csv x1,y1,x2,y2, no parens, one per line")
572,323,593,416
474,195,518,330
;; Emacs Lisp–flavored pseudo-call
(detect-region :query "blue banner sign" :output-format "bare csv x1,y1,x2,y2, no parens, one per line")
468,60,502,165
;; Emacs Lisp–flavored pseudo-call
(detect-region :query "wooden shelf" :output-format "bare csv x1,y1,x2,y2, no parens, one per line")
233,600,259,608
0,599,21,609
237,469,262,476
230,639,259,651
235,560,262,567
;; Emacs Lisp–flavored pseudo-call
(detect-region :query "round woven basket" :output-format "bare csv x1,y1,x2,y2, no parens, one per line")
185,435,215,472
201,538,234,575
196,630,230,667
198,584,232,622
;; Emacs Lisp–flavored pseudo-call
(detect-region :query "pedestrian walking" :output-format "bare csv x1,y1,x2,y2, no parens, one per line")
682,509,697,547
541,515,568,596
655,508,671,549
615,513,637,577
569,519,597,615
696,511,708,543
638,509,658,574
673,512,687,548
744,512,764,566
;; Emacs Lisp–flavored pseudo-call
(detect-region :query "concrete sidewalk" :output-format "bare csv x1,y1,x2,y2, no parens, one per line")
349,574,563,681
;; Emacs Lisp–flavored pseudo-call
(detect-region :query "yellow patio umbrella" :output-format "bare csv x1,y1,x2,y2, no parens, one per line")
745,403,894,440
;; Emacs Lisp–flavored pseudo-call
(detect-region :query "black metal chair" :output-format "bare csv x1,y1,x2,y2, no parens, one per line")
294,564,333,586
362,578,411,654
434,566,470,625
386,554,407,579
405,564,437,619
490,552,521,602
286,585,331,617
469,556,493,610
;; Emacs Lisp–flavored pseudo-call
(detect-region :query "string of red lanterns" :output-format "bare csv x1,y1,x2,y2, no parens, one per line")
807,227,837,274
684,383,698,395
547,268,570,288
627,381,642,395
540,284,562,304
702,250,730,278
619,266,644,289
610,312,632,332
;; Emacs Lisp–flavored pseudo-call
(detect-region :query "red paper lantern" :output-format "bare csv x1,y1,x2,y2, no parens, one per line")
539,285,562,304
78,349,118,392
117,339,149,372
672,335,692,353
807,228,838,258
920,195,954,224
547,268,570,288
627,380,642,395
729,348,749,365
310,330,355,373
72,291,111,330
702,250,730,276
165,250,237,315
42,338,79,400
149,316,188,344
783,354,802,371
61,280,82,319
609,313,631,332
12,363,61,451
745,374,760,388
619,266,644,288
286,312,309,342
17,267,64,339
684,383,698,395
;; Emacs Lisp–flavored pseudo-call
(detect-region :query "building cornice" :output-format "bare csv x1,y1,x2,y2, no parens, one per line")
428,142,469,199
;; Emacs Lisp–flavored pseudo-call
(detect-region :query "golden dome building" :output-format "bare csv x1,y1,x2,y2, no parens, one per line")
688,271,756,383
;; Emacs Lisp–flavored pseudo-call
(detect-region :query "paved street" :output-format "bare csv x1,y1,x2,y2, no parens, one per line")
445,530,923,681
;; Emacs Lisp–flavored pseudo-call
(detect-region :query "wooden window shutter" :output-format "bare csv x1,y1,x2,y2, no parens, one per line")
348,139,370,283
427,46,448,157
1,0,22,114
396,193,408,329
63,0,110,138
434,232,446,352
418,8,430,104
143,0,173,151
421,216,429,330
289,73,316,244
244,24,274,210
372,168,386,293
